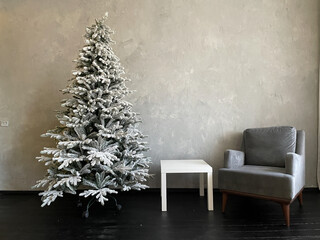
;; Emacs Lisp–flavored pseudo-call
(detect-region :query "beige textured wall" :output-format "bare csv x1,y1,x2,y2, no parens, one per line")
0,0,319,190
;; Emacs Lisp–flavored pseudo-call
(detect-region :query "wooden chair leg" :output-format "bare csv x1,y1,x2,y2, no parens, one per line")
298,192,303,206
222,192,228,213
281,203,290,227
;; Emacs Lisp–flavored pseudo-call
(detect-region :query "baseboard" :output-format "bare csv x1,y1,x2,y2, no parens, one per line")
141,187,320,193
143,188,222,193
301,187,319,192
0,187,318,195
0,190,40,195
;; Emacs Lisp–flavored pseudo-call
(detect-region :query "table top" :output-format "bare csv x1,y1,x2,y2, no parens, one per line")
161,159,212,173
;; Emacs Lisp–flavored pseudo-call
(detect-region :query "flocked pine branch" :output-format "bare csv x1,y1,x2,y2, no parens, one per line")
33,12,151,207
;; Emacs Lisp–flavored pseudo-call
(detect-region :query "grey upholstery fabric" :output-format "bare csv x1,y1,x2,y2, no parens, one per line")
218,127,305,200
244,126,296,167
293,130,305,194
224,150,245,169
219,165,294,200
296,130,305,156
285,153,301,176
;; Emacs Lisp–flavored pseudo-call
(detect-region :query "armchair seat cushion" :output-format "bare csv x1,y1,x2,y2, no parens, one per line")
219,165,295,200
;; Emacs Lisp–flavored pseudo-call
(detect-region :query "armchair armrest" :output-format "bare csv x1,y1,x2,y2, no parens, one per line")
224,149,245,169
285,153,302,176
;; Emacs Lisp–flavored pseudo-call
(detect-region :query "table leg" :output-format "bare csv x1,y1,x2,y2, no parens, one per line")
161,173,167,211
199,173,204,196
207,171,214,211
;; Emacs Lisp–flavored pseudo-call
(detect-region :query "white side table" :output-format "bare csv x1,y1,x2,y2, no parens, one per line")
160,159,214,211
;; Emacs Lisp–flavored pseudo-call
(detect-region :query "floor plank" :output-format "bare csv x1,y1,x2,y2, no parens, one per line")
0,189,319,240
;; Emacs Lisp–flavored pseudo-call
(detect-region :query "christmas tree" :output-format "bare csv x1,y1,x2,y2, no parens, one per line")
34,13,151,211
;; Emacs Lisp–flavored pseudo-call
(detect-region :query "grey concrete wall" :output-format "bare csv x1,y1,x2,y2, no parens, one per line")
0,0,319,190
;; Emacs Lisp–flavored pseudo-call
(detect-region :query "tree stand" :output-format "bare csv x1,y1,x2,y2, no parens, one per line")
82,196,122,218
77,197,82,208
110,196,122,211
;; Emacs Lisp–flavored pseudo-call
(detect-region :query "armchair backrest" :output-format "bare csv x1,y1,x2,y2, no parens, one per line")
243,126,297,167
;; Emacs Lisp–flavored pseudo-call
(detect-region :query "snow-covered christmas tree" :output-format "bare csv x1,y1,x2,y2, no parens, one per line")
34,13,151,212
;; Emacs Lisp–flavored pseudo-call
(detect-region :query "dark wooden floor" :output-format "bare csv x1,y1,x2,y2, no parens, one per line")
0,189,320,240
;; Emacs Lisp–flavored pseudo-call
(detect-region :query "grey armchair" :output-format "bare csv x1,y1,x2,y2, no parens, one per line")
218,126,305,226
